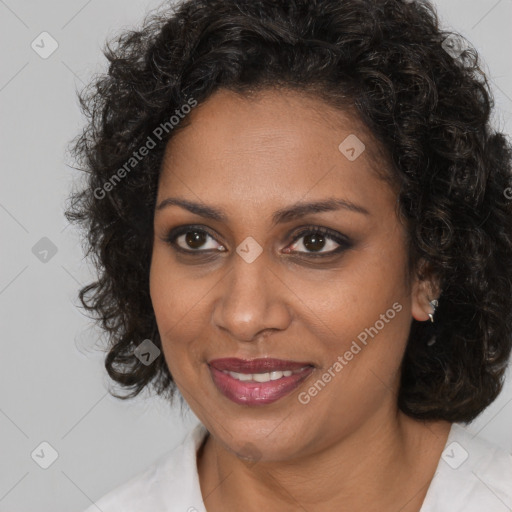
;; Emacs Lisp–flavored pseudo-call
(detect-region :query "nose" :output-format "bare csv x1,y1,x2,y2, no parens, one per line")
211,251,292,342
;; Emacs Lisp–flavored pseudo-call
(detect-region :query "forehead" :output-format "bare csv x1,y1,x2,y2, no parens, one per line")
157,88,396,216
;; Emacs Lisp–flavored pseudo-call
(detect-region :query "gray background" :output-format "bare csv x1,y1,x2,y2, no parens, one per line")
0,1,511,510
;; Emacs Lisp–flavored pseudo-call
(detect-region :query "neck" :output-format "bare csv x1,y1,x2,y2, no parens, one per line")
197,409,452,512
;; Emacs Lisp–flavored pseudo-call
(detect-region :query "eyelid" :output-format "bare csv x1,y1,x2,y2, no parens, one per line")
163,224,353,257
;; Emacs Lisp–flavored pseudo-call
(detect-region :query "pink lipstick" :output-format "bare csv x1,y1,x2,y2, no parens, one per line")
208,357,315,406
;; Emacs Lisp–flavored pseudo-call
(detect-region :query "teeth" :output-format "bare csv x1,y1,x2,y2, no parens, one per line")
223,367,309,382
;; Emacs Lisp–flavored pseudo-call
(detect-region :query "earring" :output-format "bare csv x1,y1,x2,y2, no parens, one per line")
428,298,438,323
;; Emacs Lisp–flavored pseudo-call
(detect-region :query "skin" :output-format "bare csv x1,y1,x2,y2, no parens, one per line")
149,88,451,511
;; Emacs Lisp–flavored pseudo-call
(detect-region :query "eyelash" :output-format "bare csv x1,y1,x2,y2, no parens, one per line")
163,224,352,258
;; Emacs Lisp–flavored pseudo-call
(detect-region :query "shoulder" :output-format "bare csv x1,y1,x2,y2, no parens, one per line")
421,422,512,512
82,422,209,512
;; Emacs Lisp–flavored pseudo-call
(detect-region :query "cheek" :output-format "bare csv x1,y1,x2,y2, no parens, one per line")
149,250,207,370
299,259,407,337
297,279,409,374
150,246,206,326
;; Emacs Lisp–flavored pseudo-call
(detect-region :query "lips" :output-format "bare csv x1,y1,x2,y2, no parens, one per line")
208,357,315,406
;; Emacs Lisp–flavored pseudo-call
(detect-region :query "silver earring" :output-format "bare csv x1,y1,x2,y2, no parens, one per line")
428,299,438,323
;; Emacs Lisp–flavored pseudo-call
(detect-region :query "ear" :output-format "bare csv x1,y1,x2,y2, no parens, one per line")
410,259,442,322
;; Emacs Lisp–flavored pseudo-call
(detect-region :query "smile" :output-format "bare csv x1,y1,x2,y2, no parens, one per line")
208,364,314,405
221,367,309,382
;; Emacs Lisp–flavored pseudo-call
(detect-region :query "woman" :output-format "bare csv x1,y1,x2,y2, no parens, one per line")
67,0,512,510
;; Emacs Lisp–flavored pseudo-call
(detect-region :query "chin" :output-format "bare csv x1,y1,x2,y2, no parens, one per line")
207,418,314,464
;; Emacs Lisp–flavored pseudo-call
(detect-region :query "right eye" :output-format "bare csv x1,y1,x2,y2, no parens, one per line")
163,225,226,254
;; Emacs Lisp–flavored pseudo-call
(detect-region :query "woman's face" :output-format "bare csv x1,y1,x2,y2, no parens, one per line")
150,88,432,461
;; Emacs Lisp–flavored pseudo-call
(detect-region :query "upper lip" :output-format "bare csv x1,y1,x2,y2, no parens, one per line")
208,357,314,373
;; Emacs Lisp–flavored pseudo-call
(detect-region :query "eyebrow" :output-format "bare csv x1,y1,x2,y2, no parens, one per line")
155,197,370,226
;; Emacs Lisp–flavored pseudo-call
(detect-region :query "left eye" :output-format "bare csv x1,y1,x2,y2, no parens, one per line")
286,226,351,256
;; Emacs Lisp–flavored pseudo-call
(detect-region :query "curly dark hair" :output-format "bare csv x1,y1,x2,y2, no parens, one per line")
65,0,512,423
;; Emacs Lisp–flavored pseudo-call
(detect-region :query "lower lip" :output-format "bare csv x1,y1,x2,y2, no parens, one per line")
209,365,314,406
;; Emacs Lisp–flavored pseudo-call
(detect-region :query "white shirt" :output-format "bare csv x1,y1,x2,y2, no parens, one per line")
83,421,512,511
